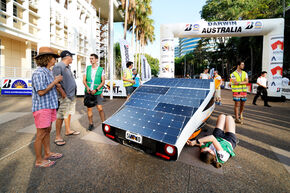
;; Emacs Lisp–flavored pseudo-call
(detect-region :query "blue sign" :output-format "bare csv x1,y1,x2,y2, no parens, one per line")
1,78,32,95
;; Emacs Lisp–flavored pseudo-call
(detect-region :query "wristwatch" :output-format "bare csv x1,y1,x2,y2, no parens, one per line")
95,88,98,92
196,139,200,144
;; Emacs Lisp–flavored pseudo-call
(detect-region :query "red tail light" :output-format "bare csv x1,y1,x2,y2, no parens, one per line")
104,124,111,133
156,152,170,160
164,144,176,156
106,134,115,139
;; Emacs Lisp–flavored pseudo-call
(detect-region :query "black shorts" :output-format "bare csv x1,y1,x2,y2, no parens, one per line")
125,86,134,96
84,93,103,107
213,128,237,148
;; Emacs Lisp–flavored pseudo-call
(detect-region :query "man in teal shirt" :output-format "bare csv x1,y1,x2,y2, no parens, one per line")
132,68,141,91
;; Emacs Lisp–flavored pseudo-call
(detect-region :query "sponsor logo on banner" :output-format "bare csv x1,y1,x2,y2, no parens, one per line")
254,21,262,29
184,24,199,31
271,66,283,77
1,78,32,95
184,24,192,31
268,36,284,97
245,22,254,29
12,80,28,88
119,39,134,70
2,79,12,88
202,26,242,34
103,80,126,97
202,20,262,34
141,55,151,81
271,40,284,50
208,21,237,26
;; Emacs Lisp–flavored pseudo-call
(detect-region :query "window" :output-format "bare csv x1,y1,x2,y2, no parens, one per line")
1,0,6,11
31,49,37,69
0,0,6,19
13,5,17,17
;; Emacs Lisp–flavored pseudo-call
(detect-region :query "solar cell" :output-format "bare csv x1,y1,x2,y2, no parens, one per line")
126,98,158,110
136,86,169,95
144,78,211,89
154,103,194,117
130,92,161,101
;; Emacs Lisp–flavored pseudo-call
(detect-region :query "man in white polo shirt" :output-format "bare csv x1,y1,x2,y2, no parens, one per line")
253,71,271,107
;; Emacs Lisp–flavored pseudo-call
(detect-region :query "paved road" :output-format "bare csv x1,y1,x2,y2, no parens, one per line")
0,90,289,193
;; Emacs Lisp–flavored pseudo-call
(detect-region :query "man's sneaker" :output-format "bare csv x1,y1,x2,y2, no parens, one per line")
88,124,94,131
252,102,257,105
264,104,271,107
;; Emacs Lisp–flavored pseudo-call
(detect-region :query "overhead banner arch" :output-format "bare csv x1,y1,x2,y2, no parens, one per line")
160,18,284,97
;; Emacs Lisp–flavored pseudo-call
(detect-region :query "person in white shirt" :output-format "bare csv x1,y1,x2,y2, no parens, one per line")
200,68,211,79
83,54,106,131
252,71,271,107
187,114,237,168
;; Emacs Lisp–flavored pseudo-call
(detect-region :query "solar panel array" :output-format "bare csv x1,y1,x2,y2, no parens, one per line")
104,78,212,145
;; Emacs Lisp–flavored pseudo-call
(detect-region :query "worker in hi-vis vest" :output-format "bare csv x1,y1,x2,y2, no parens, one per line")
83,54,106,131
122,61,135,99
230,61,248,124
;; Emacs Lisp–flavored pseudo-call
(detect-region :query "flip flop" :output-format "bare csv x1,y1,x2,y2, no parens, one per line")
65,131,80,136
35,160,56,168
54,139,66,146
45,153,63,160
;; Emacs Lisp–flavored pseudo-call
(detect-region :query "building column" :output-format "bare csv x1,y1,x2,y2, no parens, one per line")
22,0,29,33
25,41,31,78
37,0,51,48
6,0,14,27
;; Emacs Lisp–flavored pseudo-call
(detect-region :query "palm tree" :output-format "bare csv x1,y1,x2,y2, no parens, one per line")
119,0,136,40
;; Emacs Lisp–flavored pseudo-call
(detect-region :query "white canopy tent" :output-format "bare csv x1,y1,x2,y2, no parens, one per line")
159,18,284,97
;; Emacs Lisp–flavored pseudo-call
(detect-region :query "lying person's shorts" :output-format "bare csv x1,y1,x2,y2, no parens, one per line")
213,128,237,148
57,97,76,119
33,109,57,128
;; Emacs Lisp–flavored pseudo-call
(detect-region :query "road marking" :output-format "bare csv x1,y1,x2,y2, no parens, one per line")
0,112,30,125
270,146,290,173
0,140,35,161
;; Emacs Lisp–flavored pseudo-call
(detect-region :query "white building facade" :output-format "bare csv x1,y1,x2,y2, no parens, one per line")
0,0,122,80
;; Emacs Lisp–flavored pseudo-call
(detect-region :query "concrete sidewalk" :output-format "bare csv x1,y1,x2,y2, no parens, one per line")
0,90,289,193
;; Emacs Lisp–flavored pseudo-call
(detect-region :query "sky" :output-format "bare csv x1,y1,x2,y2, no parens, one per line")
113,0,207,59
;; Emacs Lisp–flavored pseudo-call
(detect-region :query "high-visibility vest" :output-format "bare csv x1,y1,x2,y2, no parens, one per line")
85,65,103,95
123,68,133,87
231,71,247,93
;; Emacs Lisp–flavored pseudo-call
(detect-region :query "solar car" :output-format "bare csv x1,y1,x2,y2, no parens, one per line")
102,78,215,160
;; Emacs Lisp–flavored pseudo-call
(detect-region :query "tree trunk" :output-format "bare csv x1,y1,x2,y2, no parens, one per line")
123,0,129,39
131,16,135,64
135,30,139,66
250,45,254,82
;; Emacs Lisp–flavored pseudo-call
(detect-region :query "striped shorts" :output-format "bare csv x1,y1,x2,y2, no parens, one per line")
233,92,247,101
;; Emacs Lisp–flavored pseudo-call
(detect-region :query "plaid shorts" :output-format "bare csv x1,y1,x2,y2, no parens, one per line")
57,97,76,119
